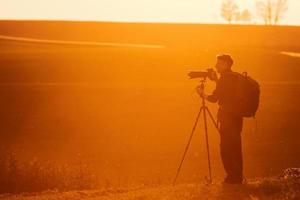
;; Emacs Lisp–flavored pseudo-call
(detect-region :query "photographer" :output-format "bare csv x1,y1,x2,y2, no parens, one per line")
190,54,244,184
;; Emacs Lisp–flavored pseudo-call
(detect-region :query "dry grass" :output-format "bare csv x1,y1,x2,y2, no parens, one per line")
0,178,299,200
247,177,300,199
0,151,97,194
0,158,299,200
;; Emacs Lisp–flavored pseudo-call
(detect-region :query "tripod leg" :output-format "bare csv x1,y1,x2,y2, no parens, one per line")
205,107,220,133
202,106,212,183
173,107,203,185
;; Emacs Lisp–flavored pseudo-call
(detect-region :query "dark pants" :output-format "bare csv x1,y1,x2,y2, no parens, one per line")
218,110,243,181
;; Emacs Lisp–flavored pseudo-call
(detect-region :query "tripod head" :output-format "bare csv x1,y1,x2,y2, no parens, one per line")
196,78,207,100
199,77,207,87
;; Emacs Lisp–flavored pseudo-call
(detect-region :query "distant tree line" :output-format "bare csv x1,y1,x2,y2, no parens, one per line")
221,0,288,25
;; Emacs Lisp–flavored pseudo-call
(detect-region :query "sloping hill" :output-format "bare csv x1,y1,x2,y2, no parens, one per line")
1,20,300,84
1,20,300,49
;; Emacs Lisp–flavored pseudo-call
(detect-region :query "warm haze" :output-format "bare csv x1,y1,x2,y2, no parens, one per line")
1,0,300,25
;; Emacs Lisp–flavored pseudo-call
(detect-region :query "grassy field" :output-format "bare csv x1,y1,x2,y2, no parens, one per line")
0,21,299,199
0,178,299,200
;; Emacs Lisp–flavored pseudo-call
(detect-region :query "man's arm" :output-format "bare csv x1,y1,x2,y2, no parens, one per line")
206,70,220,103
204,77,221,103
206,89,218,103
196,72,220,103
197,82,219,103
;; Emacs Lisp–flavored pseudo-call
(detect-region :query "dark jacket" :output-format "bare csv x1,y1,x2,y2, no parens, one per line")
207,70,239,116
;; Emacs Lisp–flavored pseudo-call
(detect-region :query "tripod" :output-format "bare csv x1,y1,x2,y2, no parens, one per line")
173,78,220,185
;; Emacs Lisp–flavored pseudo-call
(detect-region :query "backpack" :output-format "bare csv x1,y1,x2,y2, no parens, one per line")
231,72,260,118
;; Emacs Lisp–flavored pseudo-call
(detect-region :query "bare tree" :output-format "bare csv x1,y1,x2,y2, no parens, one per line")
256,0,288,25
221,0,239,24
236,9,252,23
274,0,288,24
256,0,275,25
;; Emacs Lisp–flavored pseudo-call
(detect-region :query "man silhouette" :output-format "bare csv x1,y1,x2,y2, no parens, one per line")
197,54,244,184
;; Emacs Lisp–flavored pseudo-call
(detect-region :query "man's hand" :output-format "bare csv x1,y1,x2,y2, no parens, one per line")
208,70,218,82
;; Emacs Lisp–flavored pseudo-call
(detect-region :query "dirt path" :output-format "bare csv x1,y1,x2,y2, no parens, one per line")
94,184,255,200
0,183,266,200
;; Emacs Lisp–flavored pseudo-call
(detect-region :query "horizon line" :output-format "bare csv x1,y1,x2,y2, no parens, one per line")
1,18,300,27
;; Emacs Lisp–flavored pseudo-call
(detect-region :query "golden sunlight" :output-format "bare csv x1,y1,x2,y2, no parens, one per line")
1,0,300,25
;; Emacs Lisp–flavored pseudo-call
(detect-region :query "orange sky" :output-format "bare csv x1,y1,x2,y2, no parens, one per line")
1,0,299,25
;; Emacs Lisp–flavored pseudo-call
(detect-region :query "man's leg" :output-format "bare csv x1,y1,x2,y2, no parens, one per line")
230,129,243,182
220,128,232,178
219,115,243,183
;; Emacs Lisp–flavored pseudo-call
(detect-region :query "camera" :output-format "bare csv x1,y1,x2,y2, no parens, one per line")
188,68,216,80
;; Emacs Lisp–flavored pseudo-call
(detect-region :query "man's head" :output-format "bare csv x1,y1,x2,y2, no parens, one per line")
215,54,233,73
